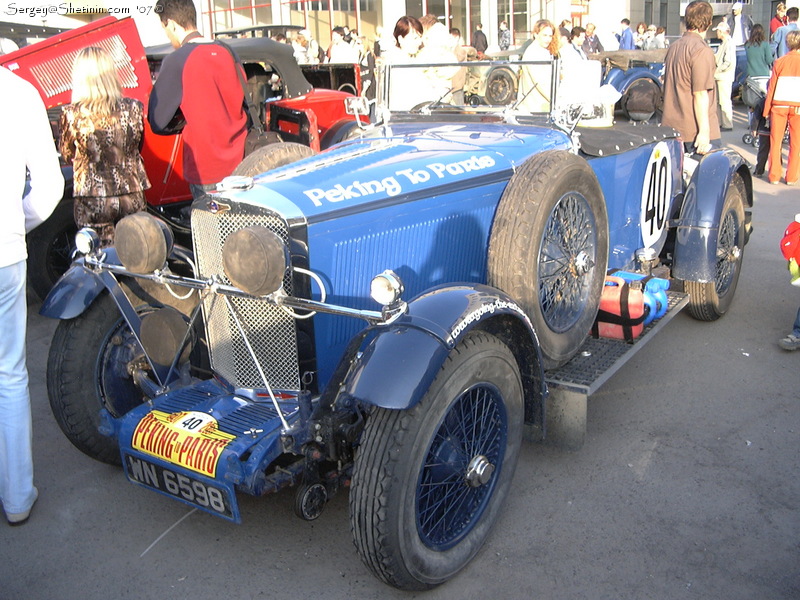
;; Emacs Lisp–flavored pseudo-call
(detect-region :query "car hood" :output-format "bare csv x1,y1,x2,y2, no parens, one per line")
229,122,571,223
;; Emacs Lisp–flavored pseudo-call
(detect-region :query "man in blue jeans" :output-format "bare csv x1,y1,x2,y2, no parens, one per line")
726,1,753,99
0,67,64,525
778,308,800,350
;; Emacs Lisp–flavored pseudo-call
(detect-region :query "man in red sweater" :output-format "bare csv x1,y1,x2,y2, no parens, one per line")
149,0,247,199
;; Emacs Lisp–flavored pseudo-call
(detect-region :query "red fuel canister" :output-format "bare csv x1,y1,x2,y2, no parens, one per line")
592,275,647,342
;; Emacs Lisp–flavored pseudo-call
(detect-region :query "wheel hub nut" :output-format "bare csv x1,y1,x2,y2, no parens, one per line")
574,251,594,276
465,455,495,487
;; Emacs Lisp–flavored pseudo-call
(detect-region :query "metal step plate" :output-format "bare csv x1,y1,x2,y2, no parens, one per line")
545,291,689,396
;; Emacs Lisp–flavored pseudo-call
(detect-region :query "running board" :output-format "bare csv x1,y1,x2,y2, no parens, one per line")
526,291,689,449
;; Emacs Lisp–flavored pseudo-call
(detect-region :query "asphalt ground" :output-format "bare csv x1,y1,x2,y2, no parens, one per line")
2,106,798,600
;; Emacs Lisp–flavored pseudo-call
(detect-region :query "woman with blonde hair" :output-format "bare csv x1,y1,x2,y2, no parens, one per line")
771,2,788,35
60,46,150,246
517,20,559,113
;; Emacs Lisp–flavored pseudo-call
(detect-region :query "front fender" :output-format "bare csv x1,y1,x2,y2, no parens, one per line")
342,284,546,424
39,252,121,319
672,149,751,282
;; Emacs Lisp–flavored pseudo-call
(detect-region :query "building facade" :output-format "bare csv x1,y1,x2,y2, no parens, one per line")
0,1,791,53
192,0,786,53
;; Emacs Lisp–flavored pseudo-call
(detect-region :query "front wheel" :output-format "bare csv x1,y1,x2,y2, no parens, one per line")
47,292,153,465
685,175,746,320
350,332,523,590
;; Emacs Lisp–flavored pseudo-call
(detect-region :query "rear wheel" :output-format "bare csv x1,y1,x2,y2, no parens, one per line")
232,142,316,177
488,151,609,369
685,175,746,320
350,332,523,590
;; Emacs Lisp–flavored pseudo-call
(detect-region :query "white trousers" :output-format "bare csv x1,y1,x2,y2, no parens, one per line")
0,260,35,515
716,77,734,129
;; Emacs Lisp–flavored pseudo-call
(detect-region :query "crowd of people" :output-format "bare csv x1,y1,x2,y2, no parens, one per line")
615,19,668,51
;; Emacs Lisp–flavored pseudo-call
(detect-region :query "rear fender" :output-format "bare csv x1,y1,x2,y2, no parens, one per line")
268,104,320,151
341,284,547,426
603,67,626,90
320,119,359,149
615,70,661,94
672,149,751,282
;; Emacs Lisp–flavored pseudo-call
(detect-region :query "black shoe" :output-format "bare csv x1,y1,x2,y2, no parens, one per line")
721,126,733,131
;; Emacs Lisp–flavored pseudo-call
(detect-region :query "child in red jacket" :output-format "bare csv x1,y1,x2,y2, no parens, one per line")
779,215,800,350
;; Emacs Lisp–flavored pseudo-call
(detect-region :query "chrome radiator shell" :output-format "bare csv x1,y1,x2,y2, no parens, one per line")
192,204,301,391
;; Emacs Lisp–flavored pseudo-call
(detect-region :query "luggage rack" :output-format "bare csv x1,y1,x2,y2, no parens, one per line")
531,291,689,449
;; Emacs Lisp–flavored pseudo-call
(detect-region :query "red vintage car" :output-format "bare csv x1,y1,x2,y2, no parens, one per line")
1,16,359,298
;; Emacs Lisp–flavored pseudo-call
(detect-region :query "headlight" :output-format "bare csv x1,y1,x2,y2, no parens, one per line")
75,228,100,255
370,270,404,307
223,226,289,296
140,306,193,366
115,213,174,273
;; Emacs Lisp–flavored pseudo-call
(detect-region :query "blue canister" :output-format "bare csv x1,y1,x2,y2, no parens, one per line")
612,271,669,325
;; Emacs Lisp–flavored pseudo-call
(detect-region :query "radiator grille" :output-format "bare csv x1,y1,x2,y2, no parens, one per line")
192,206,300,390
30,34,139,99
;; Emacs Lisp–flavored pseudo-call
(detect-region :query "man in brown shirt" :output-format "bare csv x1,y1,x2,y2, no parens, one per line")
661,0,721,155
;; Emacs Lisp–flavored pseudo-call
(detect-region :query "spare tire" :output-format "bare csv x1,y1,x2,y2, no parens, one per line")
484,67,517,105
487,151,609,369
620,78,661,121
233,142,316,177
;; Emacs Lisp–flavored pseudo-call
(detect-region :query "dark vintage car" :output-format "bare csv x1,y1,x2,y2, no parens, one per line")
41,57,752,590
590,48,667,121
214,25,368,98
471,46,666,123
1,16,359,299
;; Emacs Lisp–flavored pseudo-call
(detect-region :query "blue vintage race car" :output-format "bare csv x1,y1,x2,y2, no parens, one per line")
42,59,752,590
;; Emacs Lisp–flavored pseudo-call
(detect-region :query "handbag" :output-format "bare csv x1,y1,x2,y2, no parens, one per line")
218,41,281,157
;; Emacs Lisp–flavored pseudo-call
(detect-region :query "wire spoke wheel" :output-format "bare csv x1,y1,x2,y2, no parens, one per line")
350,332,523,590
686,175,745,321
539,192,597,333
416,383,506,550
47,292,152,464
714,208,741,297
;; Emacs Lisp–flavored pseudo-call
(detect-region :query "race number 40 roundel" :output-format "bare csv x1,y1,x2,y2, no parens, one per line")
640,141,672,249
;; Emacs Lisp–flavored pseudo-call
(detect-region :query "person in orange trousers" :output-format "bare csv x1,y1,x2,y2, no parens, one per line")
763,30,800,185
